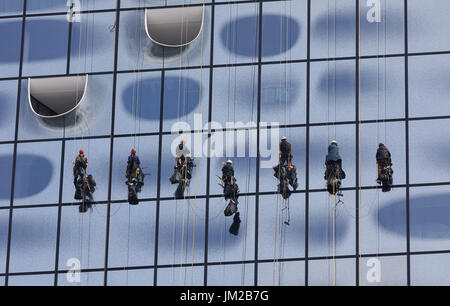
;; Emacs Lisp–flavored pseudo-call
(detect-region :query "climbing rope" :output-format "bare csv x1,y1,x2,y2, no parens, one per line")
358,0,363,284
188,0,206,286
240,0,258,285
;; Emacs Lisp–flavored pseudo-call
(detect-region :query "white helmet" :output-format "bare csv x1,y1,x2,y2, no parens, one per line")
331,140,338,145
281,136,287,141
226,160,233,165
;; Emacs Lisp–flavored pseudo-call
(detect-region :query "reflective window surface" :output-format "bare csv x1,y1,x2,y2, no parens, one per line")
0,0,449,286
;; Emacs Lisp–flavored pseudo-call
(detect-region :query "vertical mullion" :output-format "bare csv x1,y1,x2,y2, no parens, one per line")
203,0,215,286
103,0,121,286
355,0,361,286
4,0,27,287
53,137,66,286
305,0,311,287
154,69,165,286
254,0,263,286
54,6,74,286
66,17,73,74
404,0,411,287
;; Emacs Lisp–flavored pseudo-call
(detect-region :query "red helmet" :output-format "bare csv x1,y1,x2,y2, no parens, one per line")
131,148,136,154
79,149,84,155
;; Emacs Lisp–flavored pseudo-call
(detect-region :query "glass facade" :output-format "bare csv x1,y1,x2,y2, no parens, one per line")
0,0,449,286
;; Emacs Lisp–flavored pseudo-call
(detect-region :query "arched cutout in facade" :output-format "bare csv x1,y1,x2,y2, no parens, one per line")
145,6,204,47
28,75,88,119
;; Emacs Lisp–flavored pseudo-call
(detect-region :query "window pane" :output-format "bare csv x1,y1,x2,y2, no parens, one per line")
214,2,259,65
258,193,305,260
207,263,254,286
8,274,54,286
410,186,450,252
14,141,61,206
70,12,116,74
408,0,450,53
207,196,255,263
359,0,404,56
108,202,156,268
311,0,355,59
0,18,22,78
22,15,69,76
411,253,450,286
0,81,18,141
360,255,407,286
409,54,450,118
360,188,407,254
158,199,206,266
115,71,161,135
157,265,203,286
261,63,307,126
308,257,355,286
309,191,356,257
0,0,23,16
107,269,154,286
58,205,107,271
261,0,307,62
310,60,356,124
9,207,58,273
258,261,305,286
62,138,111,204
409,119,449,184
57,271,104,286
0,209,9,273
111,136,159,201
0,144,14,207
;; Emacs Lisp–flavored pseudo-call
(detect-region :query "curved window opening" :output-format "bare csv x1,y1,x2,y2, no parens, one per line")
145,6,204,47
28,75,88,119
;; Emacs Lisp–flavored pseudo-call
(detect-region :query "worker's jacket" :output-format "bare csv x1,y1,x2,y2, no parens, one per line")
176,144,190,158
376,146,391,161
222,164,234,179
279,141,292,155
74,155,88,172
326,143,342,163
127,154,141,173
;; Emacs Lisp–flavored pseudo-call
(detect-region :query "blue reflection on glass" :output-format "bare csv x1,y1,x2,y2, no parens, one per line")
121,76,162,120
0,0,24,15
0,210,9,273
262,14,300,57
0,81,18,141
9,207,58,273
163,76,201,120
0,154,53,201
23,16,69,75
14,154,53,199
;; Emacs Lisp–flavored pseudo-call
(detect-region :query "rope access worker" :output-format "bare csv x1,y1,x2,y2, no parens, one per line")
126,148,141,181
175,140,190,169
279,136,292,166
222,160,235,183
376,143,393,183
73,149,88,187
170,140,194,185
325,140,346,180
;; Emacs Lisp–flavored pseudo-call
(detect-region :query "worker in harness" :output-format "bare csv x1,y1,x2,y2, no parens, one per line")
273,137,298,199
170,140,195,198
126,148,145,204
73,149,96,213
376,143,393,192
279,136,292,166
324,140,345,197
220,160,240,216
